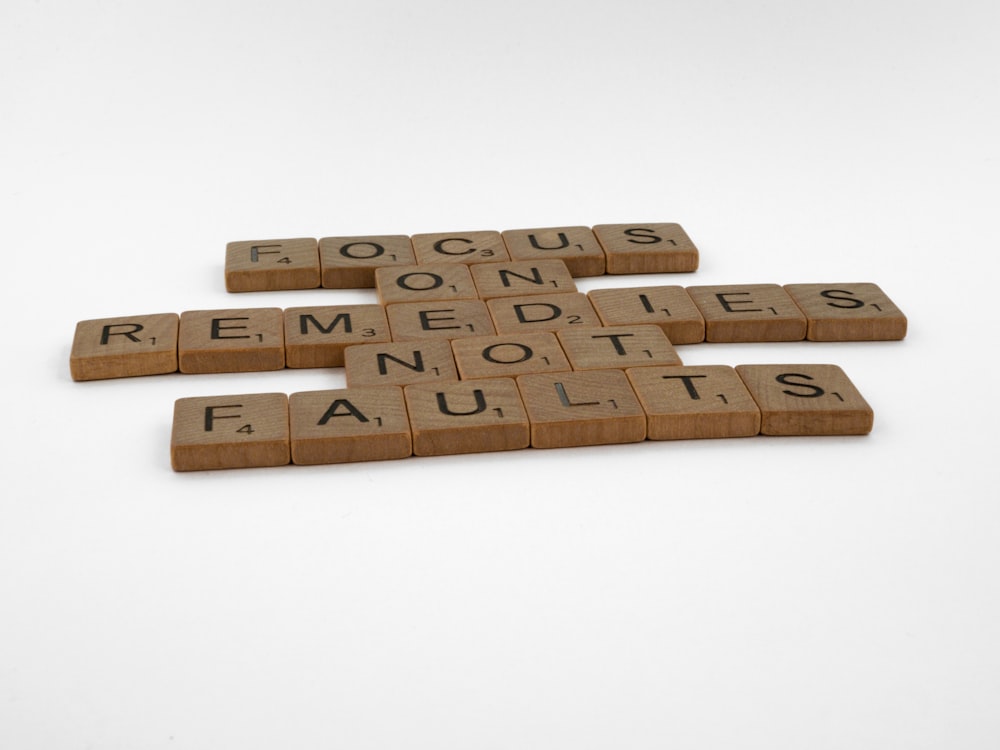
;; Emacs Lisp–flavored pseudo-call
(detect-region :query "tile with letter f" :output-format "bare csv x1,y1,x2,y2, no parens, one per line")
225,238,320,292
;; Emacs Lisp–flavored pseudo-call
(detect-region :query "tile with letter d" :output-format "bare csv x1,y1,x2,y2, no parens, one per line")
487,292,602,334
592,223,699,274
283,305,390,368
556,325,682,371
783,283,907,341
319,235,416,288
451,332,571,380
70,312,179,381
587,285,705,344
178,308,285,373
225,238,320,292
344,340,459,387
501,226,606,277
686,284,807,342
410,230,510,265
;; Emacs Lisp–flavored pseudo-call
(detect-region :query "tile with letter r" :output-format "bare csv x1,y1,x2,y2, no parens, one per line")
225,238,320,292
404,377,530,457
375,263,478,305
319,235,416,288
170,392,289,471
587,285,706,344
625,365,761,440
70,312,179,381
410,230,510,266
487,292,602,334
470,259,577,300
451,332,571,380
556,324,682,371
783,283,907,341
686,284,807,342
591,223,699,274
501,226,606,277
283,304,390,368
516,369,646,449
178,308,285,373
344,339,459,387
289,386,411,465
385,300,495,341
735,364,874,436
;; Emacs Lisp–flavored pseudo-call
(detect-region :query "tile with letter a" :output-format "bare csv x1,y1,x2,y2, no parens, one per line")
385,300,495,341
591,223,699,274
375,263,478,305
283,304,391,368
170,392,289,471
344,340,459,387
70,312,179,381
410,230,510,266
556,325,682,371
178,308,285,373
319,235,416,289
783,283,908,341
735,364,874,436
404,378,530,457
289,386,411,465
225,238,320,292
451,332,571,380
501,226,606,277
487,292,602,334
470,259,577,300
587,285,706,344
686,284,807,342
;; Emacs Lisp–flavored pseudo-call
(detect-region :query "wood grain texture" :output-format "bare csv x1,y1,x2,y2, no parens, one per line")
469,259,577,300
686,284,807,342
283,305,390,368
592,223,699,274
70,313,179,381
410,230,510,265
225,238,320,292
385,300,495,341
178,308,285,373
344,340,459,387
556,325,682,371
487,292,602,334
500,226,606,277
319,235,416,289
451,332,572,380
783,283,907,341
587,285,706,344
375,263,478,305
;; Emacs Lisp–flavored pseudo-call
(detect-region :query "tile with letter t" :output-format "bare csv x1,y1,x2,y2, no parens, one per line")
283,305,390,368
556,325,682,371
375,263,478,305
470,259,577,300
783,283,908,341
344,340,459,387
587,285,706,344
70,312,179,381
225,238,320,292
319,235,416,288
592,223,699,274
451,332,571,380
501,226,606,277
170,392,289,471
735,364,874,436
410,230,510,266
487,292,602,334
686,284,807,342
178,308,285,373
385,300,496,341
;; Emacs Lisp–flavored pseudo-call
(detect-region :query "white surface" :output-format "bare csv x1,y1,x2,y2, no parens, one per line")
3,0,999,747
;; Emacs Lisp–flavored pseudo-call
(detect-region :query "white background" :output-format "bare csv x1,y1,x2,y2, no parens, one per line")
2,0,998,747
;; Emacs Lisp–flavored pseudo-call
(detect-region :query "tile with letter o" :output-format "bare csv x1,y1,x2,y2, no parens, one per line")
319,235,416,288
70,312,179,381
225,238,320,292
375,263,478,305
783,283,907,341
451,332,571,380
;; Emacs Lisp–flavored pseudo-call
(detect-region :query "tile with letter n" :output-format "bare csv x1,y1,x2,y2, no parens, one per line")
486,292,602,334
501,226,606,277
319,235,416,289
375,263,478,305
289,386,411,465
344,339,459,387
686,284,807,342
283,304,390,368
470,259,577,300
178,308,285,373
410,230,510,266
170,392,289,471
783,283,908,341
70,312,179,381
587,285,706,344
735,364,874,436
404,377,530,457
556,325,682,371
626,365,761,440
591,223,699,274
385,300,495,342
225,238,320,292
516,369,646,449
451,332,571,380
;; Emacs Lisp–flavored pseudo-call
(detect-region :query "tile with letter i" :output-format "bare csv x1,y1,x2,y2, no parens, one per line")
70,313,179,381
410,230,510,266
486,292,602,334
735,364,874,436
385,300,495,341
587,285,706,344
685,284,807,342
283,305,390,368
225,238,320,292
319,235,416,288
451,332,571,380
178,308,285,373
344,340,459,387
501,226,606,277
375,263,478,305
556,325,682,371
783,283,908,341
591,223,699,274
470,259,577,300
170,392,290,471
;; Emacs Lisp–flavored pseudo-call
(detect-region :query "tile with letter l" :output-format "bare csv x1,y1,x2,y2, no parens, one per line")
501,226,606,277
284,304,390,368
171,392,289,471
470,259,577,300
410,230,510,265
735,364,874,436
385,300,496,341
344,339,459,387
556,325,682,371
319,235,416,288
685,284,807,342
375,263,478,305
591,223,699,274
178,308,285,373
70,312,179,381
587,285,705,344
451,332,571,380
487,292,602,334
783,283,907,341
225,238,320,292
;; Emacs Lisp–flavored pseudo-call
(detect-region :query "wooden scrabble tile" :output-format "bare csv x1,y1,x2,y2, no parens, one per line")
501,226,606,277
289,386,411,465
385,300,496,341
470,259,577,300
375,263,478,305
685,284,807,342
225,238,320,292
783,283,908,341
625,365,761,440
404,378,530,456
344,339,459,387
587,285,706,344
451,332,572,380
556,325,682,371
410,230,510,265
70,313,179,381
486,292,602,334
283,305,391,368
516,369,646,449
319,235,416,288
735,364,874,436
171,392,289,471
178,308,285,373
591,223,699,274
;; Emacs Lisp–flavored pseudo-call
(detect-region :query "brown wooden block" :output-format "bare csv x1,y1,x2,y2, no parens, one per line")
587,285,706,344
451,332,572,380
625,365,761,440
404,378,530,456
375,263,478,305
170,392,289,471
344,340,459,387
735,364,874,436
289,387,411,465
556,325,682,371
385,300,496,341
516,369,646,448
319,235,416,288
783,283,908,341
487,292,602,334
470,259,577,300
592,223,699,274
686,284,807,342
178,308,285,373
225,238,320,292
410,230,510,265
283,305,391,368
70,313,179,381
501,226,606,277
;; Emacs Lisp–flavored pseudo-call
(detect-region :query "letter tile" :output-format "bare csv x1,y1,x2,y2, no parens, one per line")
487,292,602,334
556,325,682,371
685,284,807,342
70,312,179,381
178,308,285,373
225,238,320,292
344,340,459,387
783,283,907,341
385,300,495,341
410,230,510,265
470,259,577,300
587,285,705,344
501,226,606,277
375,263,478,305
591,223,699,274
283,304,391,368
451,332,572,380
319,235,416,288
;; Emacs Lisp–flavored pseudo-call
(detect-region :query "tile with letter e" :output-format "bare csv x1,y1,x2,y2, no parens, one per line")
344,339,459,387
735,364,874,436
470,259,577,300
501,226,606,277
171,392,289,471
386,300,495,341
284,305,390,368
783,283,908,341
451,332,571,380
686,284,807,342
404,377,530,457
319,235,416,288
557,325,682,371
410,230,510,266
487,292,602,334
626,365,761,440
516,369,646,449
178,308,285,373
375,263,478,305
592,223,699,274
588,285,706,344
225,238,320,292
70,312,179,381
289,386,411,465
